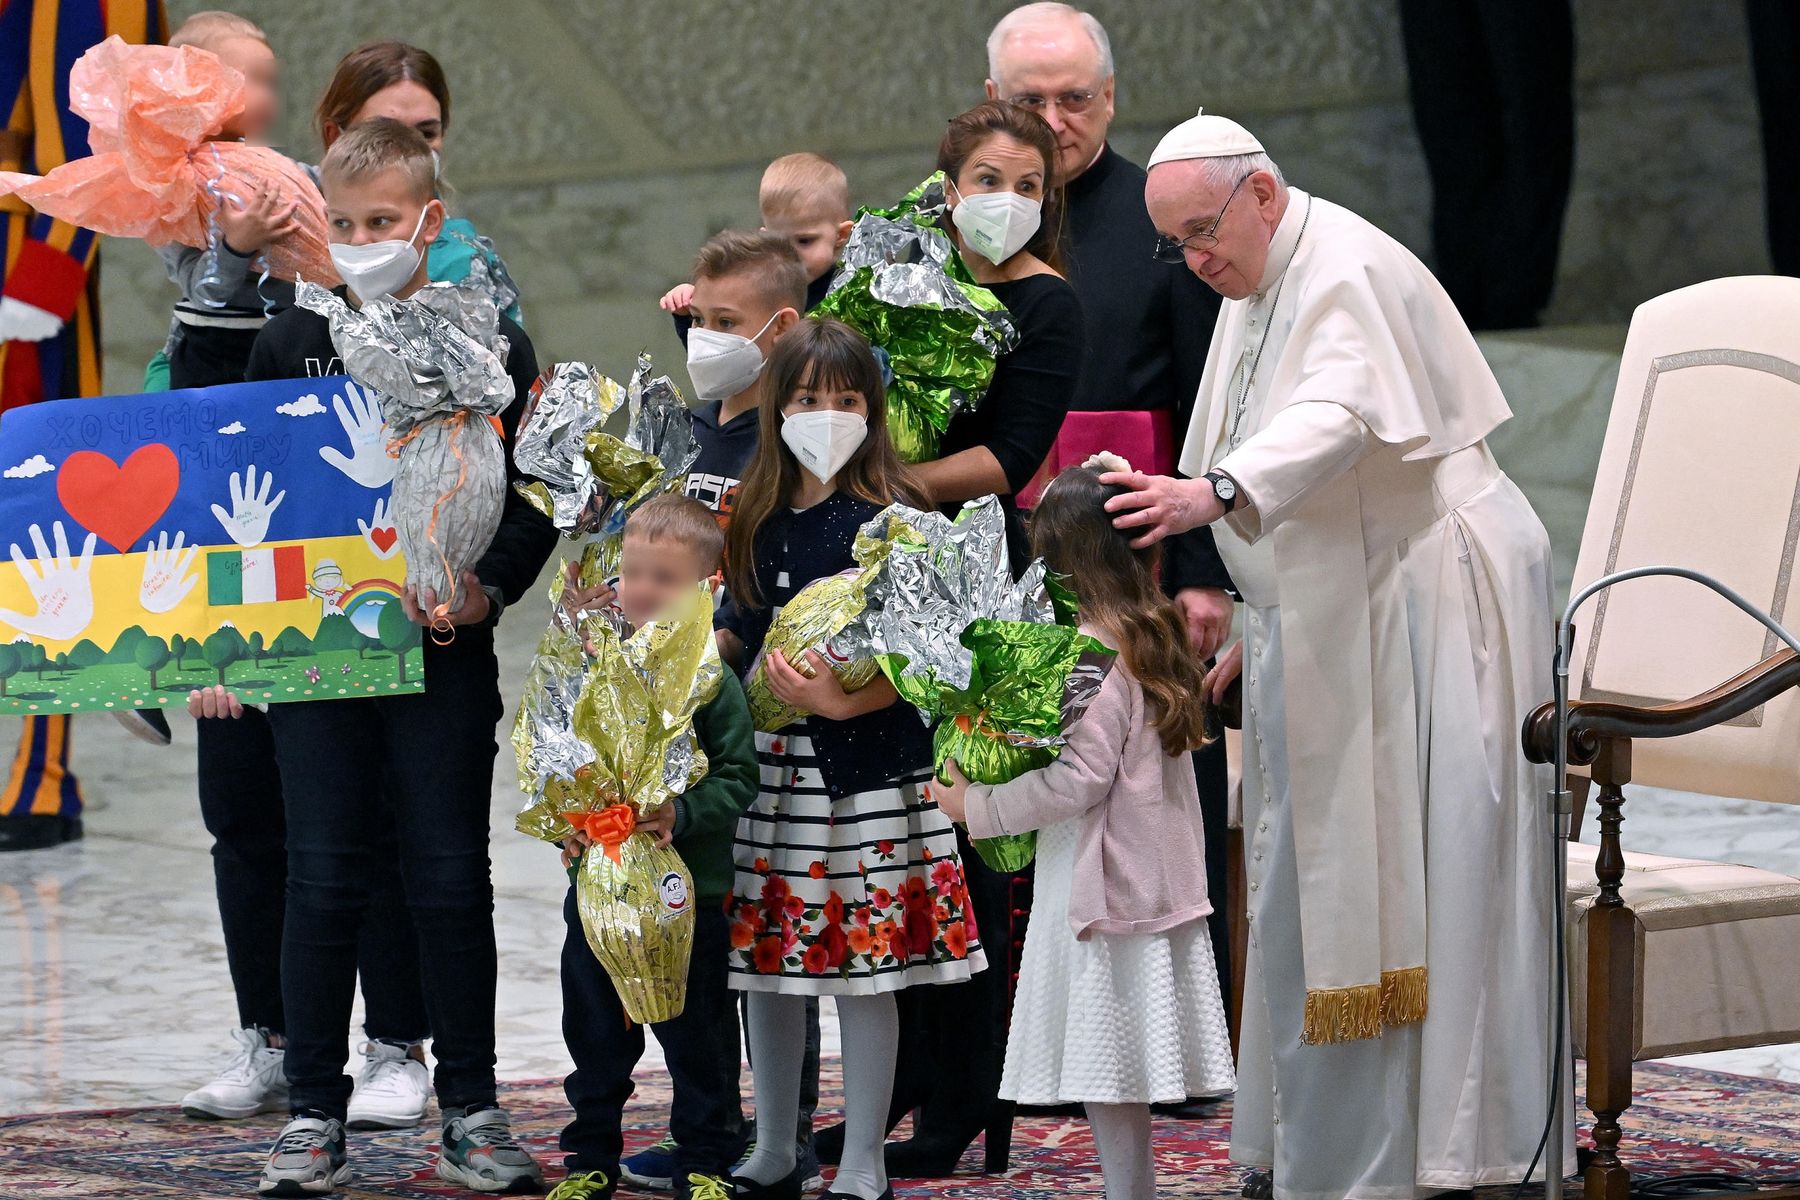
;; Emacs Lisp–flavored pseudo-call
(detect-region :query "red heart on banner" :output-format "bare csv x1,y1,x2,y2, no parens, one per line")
55,445,181,553
369,525,398,554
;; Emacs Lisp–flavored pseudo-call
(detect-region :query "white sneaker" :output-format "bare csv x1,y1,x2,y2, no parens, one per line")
182,1027,289,1119
346,1040,430,1129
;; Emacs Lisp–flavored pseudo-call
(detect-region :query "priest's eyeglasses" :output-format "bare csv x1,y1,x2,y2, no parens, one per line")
1151,171,1253,263
1006,88,1100,116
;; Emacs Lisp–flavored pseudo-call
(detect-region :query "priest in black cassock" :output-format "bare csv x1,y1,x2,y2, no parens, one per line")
984,1,1235,1015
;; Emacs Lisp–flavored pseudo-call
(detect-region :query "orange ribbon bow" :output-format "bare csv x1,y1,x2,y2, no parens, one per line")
563,805,638,864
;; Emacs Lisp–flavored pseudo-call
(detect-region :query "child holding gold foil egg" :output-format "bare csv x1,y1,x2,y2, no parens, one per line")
716,318,986,1200
553,494,760,1200
932,462,1237,1200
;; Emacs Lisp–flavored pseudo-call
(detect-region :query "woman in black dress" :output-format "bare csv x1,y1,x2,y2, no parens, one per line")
817,100,1085,1181
914,101,1086,570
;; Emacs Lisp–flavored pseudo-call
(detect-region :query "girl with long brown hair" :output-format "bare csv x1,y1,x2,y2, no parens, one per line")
935,460,1237,1200
718,319,987,1200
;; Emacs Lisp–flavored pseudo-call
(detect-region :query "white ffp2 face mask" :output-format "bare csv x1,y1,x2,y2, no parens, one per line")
949,182,1042,265
781,409,868,484
686,312,780,403
329,207,430,302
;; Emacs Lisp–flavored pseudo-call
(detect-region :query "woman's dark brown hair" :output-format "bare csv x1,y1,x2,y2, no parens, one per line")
936,99,1065,273
315,41,451,148
726,319,924,609
1029,466,1213,757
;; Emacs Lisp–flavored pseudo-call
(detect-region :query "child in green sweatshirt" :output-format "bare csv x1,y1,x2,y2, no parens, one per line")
554,495,759,1200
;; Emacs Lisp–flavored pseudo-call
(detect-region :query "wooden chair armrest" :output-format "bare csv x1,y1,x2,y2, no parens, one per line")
1522,648,1800,766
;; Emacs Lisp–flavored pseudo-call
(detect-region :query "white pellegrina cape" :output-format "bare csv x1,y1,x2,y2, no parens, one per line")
1184,188,1569,1188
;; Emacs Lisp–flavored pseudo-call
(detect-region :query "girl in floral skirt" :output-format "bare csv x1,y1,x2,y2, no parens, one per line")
717,318,985,1200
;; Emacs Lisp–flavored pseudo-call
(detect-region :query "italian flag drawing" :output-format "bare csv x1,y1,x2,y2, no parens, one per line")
207,546,308,605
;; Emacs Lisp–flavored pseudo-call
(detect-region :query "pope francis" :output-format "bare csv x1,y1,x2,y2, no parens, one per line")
1102,111,1571,1200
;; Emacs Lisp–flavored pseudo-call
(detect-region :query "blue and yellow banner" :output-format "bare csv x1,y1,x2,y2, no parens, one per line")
0,375,423,714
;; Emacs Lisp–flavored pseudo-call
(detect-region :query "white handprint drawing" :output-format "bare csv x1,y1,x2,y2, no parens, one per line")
357,496,400,560
139,530,200,614
211,464,286,548
0,522,97,640
319,381,396,488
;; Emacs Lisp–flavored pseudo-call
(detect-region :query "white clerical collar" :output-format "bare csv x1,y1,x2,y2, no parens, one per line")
1254,187,1311,296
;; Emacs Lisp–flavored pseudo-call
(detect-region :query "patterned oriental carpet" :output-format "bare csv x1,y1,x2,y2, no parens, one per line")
4,1062,1799,1198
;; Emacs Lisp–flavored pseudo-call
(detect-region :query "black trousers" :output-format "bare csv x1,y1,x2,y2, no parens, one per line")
267,638,503,1119
1191,733,1232,1009
197,712,428,1041
1748,0,1800,276
1399,0,1576,331
561,889,746,1179
174,321,428,1047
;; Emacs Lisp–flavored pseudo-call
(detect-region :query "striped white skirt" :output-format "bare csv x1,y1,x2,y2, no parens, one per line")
725,728,987,996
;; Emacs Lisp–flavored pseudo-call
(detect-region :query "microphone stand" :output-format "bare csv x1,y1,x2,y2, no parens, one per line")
1544,566,1800,1200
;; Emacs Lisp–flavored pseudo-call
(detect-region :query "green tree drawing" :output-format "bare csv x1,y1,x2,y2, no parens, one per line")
203,627,248,686
248,631,266,666
312,613,360,652
0,644,20,697
271,627,313,660
18,642,47,681
133,636,173,691
54,651,70,676
376,600,416,684
108,625,149,664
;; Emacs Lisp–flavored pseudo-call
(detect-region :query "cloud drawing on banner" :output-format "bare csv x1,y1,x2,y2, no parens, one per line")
4,454,54,479
276,394,327,417
218,421,247,435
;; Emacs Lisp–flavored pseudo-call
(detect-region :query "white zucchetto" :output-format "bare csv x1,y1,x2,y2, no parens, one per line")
1147,108,1265,167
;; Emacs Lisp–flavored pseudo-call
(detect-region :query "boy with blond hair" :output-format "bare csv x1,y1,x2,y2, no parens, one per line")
245,118,556,1196
553,495,759,1200
660,151,852,336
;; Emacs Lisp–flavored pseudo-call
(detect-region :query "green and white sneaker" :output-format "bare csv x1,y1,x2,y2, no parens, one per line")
259,1114,350,1196
437,1106,545,1193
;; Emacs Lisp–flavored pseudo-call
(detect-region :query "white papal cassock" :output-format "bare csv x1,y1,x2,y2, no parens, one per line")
1184,188,1574,1199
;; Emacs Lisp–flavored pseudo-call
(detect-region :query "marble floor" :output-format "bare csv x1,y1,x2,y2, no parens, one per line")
4,323,1799,1114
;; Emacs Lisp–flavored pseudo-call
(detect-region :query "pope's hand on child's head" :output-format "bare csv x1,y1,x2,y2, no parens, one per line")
187,685,244,721
638,800,677,848
403,571,491,628
932,759,971,823
764,649,850,719
659,283,696,315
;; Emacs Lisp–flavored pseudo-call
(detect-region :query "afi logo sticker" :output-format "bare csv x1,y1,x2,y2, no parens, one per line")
658,871,690,913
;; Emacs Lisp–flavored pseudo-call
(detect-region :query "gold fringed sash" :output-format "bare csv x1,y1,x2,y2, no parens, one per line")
1301,966,1429,1045
1380,963,1429,1027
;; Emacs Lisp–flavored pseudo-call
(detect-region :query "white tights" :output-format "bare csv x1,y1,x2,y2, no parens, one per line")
740,992,897,1200
1087,1102,1157,1200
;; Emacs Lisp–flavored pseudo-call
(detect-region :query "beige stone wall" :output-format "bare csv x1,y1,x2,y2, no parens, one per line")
97,0,1766,393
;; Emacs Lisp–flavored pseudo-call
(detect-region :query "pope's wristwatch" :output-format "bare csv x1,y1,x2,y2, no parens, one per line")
1203,470,1240,514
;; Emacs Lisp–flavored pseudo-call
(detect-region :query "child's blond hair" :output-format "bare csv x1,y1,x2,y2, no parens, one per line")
692,229,808,314
759,152,851,223
168,10,268,52
626,495,726,573
319,118,437,203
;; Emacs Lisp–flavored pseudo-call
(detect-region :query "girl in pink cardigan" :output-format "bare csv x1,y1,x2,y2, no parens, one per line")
935,461,1236,1200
